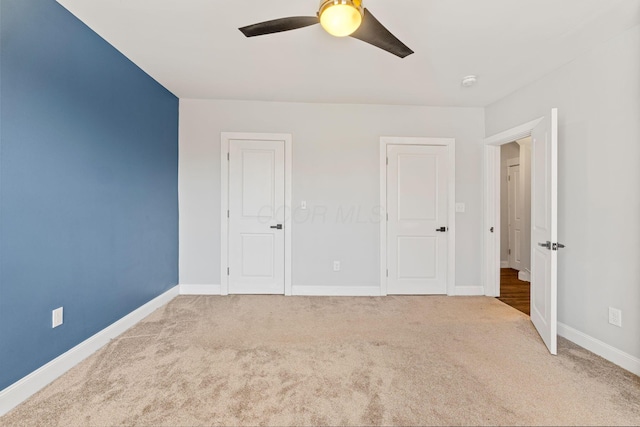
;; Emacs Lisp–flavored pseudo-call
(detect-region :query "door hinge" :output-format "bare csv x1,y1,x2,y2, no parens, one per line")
386,269,388,277
227,267,229,275
227,210,229,218
508,175,511,181
227,152,229,161
508,248,511,255
386,213,389,221
386,157,388,166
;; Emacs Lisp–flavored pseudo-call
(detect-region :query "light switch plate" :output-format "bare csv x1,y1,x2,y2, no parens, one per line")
455,203,466,213
52,307,63,328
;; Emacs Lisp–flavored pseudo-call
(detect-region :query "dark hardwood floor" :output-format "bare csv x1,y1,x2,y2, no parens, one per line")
498,268,530,315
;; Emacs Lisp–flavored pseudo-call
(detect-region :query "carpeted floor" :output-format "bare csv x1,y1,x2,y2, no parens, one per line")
2,295,639,426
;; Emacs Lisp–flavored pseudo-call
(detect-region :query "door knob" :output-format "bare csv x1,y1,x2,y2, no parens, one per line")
436,227,447,232
270,224,283,230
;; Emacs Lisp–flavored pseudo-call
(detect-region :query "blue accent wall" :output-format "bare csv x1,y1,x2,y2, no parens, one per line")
0,0,179,390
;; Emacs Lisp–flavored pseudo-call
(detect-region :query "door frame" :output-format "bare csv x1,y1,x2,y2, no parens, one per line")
379,137,456,296
483,119,542,297
506,157,520,270
220,132,293,296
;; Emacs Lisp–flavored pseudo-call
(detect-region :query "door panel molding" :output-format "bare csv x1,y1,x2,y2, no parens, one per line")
221,132,292,296
380,137,455,296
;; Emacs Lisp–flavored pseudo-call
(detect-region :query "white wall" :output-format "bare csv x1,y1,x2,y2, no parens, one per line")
486,24,640,360
500,142,520,264
179,100,485,293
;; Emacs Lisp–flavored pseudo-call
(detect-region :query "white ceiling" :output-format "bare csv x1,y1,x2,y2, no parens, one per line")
56,0,640,107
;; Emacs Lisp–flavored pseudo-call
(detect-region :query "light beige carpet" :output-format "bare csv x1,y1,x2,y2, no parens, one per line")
2,295,639,426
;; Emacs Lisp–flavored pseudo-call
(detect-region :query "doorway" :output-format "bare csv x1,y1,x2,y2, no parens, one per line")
483,109,559,354
499,140,531,315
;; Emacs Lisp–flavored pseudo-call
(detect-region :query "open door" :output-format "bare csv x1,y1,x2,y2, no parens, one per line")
530,108,558,354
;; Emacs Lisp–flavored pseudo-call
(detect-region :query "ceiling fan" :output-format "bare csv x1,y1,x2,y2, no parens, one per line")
239,0,414,58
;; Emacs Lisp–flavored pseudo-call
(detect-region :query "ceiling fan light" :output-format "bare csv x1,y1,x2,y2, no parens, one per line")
319,0,363,37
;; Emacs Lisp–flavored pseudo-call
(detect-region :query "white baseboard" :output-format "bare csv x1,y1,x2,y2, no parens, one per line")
0,285,179,417
292,285,381,296
518,271,531,282
179,284,221,295
454,286,485,296
558,322,640,376
500,261,509,268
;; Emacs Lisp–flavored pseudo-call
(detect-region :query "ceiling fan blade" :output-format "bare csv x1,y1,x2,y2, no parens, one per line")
350,9,414,58
239,16,319,37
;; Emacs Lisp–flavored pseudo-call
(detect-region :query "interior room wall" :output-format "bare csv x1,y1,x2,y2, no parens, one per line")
0,0,179,390
500,142,520,265
485,23,640,361
179,100,485,293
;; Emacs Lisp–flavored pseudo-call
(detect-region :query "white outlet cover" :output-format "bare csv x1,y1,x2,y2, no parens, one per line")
333,261,340,271
455,203,466,213
608,307,622,327
301,200,307,210
52,307,64,328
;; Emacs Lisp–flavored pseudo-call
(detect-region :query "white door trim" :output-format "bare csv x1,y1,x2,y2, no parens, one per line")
506,158,520,270
380,136,456,296
221,132,292,296
483,118,542,296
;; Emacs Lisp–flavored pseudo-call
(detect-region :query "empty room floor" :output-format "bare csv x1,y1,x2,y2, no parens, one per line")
2,295,639,426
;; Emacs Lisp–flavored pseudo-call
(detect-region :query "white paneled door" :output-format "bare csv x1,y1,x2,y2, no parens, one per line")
387,145,449,294
228,139,285,294
530,109,559,354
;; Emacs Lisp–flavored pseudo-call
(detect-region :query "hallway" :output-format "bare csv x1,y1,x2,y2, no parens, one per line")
498,268,530,315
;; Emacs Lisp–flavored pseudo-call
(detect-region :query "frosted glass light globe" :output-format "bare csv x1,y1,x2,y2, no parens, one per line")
319,2,363,37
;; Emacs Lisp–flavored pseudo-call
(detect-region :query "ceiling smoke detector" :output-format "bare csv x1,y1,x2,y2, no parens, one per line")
461,75,477,87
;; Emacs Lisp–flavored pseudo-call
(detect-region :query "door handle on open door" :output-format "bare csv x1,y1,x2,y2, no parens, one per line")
436,227,447,232
270,224,283,230
538,241,551,250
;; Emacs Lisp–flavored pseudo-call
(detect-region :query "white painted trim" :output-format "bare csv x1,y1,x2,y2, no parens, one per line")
380,136,456,296
500,261,509,268
292,286,381,297
558,322,640,376
0,285,179,417
483,119,543,297
220,132,293,296
454,286,485,296
484,118,544,146
379,140,388,296
484,145,501,296
179,284,222,295
517,271,531,282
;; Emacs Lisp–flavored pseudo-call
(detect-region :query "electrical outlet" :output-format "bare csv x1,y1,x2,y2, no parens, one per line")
301,200,307,210
52,307,63,328
455,202,466,213
608,307,622,327
333,261,341,272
